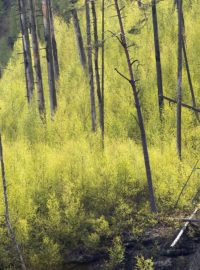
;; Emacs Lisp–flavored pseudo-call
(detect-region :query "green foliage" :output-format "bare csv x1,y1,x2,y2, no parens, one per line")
135,256,154,270
0,0,199,268
108,236,124,269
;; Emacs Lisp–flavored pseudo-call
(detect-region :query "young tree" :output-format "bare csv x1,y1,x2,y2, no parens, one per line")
18,0,34,103
85,0,96,131
71,0,87,69
176,0,182,160
49,0,60,80
28,0,46,117
151,0,163,118
42,0,57,115
114,0,157,213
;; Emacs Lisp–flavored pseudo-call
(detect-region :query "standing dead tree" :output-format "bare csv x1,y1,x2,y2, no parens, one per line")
49,0,60,80
176,0,183,160
18,0,34,103
0,134,27,270
114,0,157,213
42,0,57,115
101,0,105,147
86,0,96,131
71,0,87,69
182,39,199,123
91,0,104,136
151,0,163,118
28,0,46,117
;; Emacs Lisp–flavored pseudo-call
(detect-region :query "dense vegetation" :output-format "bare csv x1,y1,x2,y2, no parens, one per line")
0,0,200,269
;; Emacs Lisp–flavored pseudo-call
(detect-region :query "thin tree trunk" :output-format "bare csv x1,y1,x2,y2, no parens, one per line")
151,0,163,118
114,0,157,213
71,6,87,69
177,0,182,160
91,0,103,133
86,0,96,131
101,0,105,147
182,38,200,122
18,0,34,103
49,0,60,80
42,0,57,115
29,0,46,117
0,134,27,270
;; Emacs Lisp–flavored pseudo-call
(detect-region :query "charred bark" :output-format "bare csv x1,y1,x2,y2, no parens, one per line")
42,0,57,115
49,0,60,80
86,0,96,131
18,0,34,103
71,5,87,69
91,0,103,134
151,0,163,118
114,0,157,213
101,0,105,147
176,0,183,160
29,0,46,117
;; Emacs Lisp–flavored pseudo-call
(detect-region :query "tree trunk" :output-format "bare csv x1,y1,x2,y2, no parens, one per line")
86,0,96,131
151,0,163,119
182,39,200,122
18,0,34,103
42,0,57,115
29,0,46,117
114,0,157,213
49,0,60,80
101,0,105,147
71,5,87,69
177,0,182,160
0,134,27,270
91,0,103,133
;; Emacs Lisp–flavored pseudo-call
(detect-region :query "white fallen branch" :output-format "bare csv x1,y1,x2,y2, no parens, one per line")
170,208,199,248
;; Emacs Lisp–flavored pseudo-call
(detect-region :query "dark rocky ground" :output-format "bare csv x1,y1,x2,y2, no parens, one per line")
63,222,200,270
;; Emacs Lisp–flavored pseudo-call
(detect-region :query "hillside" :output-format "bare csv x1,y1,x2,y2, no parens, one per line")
0,0,200,269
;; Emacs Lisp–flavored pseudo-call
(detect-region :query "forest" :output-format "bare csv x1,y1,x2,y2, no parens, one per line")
0,0,200,269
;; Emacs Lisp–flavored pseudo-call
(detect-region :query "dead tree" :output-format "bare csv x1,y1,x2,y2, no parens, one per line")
29,0,46,117
176,0,183,160
182,40,200,122
18,0,34,103
101,0,105,146
71,2,87,69
151,0,163,118
0,134,27,270
42,0,57,115
49,0,60,80
86,0,96,131
114,0,157,213
91,0,104,134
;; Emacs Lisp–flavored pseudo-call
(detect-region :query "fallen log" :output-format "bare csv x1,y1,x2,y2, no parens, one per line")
170,208,199,248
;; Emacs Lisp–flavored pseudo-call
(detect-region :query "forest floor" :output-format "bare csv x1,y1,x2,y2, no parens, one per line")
62,220,200,270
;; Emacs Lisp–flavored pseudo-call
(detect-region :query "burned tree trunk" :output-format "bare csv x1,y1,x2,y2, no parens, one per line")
29,0,45,117
101,0,105,146
0,134,27,270
114,0,157,213
71,3,87,69
182,40,200,122
177,0,183,160
48,0,60,80
42,0,57,115
18,0,34,103
86,0,96,131
91,0,103,133
151,0,163,118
